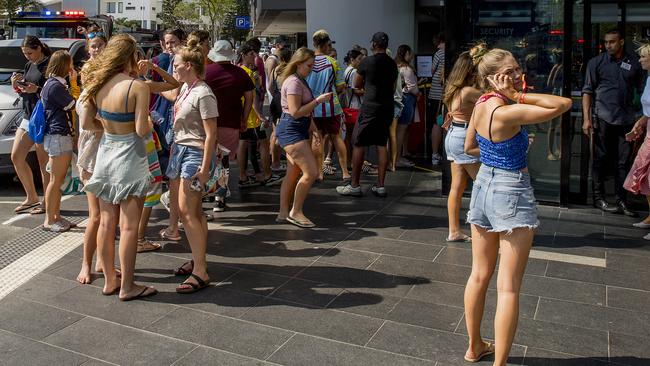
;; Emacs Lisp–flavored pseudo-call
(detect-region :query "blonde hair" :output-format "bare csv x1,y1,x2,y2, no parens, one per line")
80,34,138,103
476,48,513,91
637,43,650,58
46,50,72,78
177,35,206,78
280,47,315,86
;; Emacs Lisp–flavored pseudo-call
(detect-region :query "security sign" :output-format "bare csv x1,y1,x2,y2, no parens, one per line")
235,16,251,29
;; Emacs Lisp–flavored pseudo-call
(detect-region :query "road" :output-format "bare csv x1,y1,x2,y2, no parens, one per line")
0,173,44,245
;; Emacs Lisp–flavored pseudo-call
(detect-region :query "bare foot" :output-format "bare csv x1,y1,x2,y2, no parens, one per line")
76,264,92,284
119,284,157,301
102,275,120,296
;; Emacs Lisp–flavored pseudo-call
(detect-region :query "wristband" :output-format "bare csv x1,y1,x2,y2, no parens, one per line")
518,92,526,104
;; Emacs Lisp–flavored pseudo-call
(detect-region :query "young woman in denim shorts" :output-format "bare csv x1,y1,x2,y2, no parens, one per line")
42,51,78,233
275,47,332,228
442,47,484,243
461,48,571,364
159,38,218,294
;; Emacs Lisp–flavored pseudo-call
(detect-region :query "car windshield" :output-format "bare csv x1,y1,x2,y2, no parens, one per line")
0,46,64,83
12,25,83,39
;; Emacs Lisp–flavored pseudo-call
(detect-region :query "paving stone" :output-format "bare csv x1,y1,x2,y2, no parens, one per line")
269,333,435,366
609,332,650,366
42,284,178,329
146,307,293,359
398,227,450,245
386,298,464,332
546,261,650,292
173,346,267,366
241,298,384,345
339,233,443,260
434,246,548,276
521,347,609,366
0,330,89,366
327,291,405,318
215,268,291,297
151,284,264,318
316,247,380,269
268,277,345,307
368,256,471,285
519,274,606,306
11,273,79,302
607,286,650,313
44,317,195,365
606,251,650,273
535,297,650,337
0,296,84,339
367,321,525,365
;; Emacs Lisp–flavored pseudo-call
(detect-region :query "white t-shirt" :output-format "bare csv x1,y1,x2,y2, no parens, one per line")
173,81,219,149
642,75,650,117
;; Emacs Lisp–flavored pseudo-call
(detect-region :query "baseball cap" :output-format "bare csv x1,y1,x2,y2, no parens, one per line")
371,32,389,47
208,40,236,62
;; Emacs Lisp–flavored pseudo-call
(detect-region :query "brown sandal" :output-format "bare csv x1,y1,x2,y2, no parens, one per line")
137,240,162,253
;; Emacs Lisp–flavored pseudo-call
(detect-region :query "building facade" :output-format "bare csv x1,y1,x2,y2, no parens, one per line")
100,0,162,30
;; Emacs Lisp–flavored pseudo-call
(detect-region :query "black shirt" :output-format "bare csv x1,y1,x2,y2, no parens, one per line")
42,78,75,136
357,52,398,112
582,52,646,125
20,57,49,118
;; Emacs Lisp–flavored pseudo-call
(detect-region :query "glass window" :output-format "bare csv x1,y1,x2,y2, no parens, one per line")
118,2,123,13
106,2,115,13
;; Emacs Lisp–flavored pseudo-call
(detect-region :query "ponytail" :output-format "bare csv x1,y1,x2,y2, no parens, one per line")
177,36,205,78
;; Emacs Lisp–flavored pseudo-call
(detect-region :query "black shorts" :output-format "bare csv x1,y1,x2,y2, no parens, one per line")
313,115,342,135
240,126,268,141
352,107,392,147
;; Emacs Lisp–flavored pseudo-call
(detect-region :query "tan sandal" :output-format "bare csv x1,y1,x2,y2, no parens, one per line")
137,240,162,253
464,342,495,363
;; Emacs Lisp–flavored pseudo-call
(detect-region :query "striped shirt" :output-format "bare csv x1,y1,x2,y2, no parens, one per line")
306,55,345,117
428,48,445,100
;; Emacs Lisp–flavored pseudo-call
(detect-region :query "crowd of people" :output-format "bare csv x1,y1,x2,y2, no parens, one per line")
7,23,650,365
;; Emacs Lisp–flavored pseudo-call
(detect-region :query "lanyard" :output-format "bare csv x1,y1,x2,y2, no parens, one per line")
173,80,198,123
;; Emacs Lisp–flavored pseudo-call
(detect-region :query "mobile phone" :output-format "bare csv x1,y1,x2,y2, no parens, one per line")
16,80,29,87
190,177,203,192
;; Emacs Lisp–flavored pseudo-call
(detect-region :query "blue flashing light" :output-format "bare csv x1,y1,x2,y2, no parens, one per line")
45,11,52,16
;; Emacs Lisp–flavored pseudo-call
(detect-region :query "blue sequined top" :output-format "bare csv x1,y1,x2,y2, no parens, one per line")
476,128,528,171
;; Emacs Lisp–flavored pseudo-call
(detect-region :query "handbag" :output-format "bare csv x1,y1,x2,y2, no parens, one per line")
27,99,46,143
343,107,359,124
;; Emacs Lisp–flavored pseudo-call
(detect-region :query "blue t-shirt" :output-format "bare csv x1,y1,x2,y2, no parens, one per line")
42,78,75,136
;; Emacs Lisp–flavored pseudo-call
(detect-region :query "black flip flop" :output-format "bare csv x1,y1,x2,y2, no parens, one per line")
173,260,194,276
119,286,158,302
176,273,210,294
14,201,40,214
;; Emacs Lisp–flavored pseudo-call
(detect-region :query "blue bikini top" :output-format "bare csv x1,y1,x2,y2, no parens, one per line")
97,79,136,122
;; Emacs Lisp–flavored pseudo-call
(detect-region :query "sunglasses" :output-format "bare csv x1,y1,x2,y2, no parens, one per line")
87,31,105,39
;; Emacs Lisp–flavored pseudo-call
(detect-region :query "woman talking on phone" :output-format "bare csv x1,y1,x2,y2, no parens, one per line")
10,35,52,215
462,48,571,364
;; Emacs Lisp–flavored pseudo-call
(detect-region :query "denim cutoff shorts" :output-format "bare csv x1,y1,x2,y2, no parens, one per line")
276,113,310,148
398,93,416,124
467,165,539,233
19,118,30,132
166,143,209,180
393,101,404,119
445,123,480,164
43,134,73,157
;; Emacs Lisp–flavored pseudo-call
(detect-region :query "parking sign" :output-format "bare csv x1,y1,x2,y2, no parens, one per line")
235,16,251,29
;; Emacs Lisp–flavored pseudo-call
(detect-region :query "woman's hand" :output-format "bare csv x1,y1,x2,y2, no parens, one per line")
316,92,333,104
20,82,39,94
487,73,518,101
138,60,154,75
69,67,78,81
311,129,322,146
10,72,22,89
192,169,210,187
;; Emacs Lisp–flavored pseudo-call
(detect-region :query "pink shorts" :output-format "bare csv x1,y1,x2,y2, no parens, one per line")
218,127,239,160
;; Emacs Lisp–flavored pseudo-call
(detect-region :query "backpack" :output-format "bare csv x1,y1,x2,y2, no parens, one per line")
27,97,47,144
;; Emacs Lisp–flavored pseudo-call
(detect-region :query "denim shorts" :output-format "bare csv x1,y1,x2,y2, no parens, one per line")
166,144,208,180
398,93,416,125
276,113,310,148
19,118,30,132
43,134,73,157
445,123,480,164
467,165,539,234
393,101,404,119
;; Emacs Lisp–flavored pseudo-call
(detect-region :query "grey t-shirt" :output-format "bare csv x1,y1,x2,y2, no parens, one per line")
173,81,219,148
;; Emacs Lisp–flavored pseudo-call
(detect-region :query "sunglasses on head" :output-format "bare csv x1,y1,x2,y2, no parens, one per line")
87,31,105,39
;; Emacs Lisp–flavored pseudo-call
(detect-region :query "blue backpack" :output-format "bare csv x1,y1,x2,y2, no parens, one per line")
27,99,46,144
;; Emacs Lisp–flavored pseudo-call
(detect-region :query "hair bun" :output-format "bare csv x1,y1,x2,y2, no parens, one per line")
469,42,488,65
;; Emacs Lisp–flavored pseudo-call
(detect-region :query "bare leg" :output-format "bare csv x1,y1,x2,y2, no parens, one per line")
97,200,120,294
78,192,101,284
350,145,365,187
10,129,40,205
35,143,50,193
237,139,248,181
344,124,354,170
447,162,469,240
284,140,318,222
118,196,154,299
431,124,442,156
138,206,152,241
177,178,209,289
270,126,282,170
331,133,350,179
464,224,499,361
396,124,409,160
44,153,72,226
259,138,272,179
493,228,534,365
278,153,300,220
377,146,388,187
311,132,324,181
166,178,181,235
642,195,650,224
389,119,397,170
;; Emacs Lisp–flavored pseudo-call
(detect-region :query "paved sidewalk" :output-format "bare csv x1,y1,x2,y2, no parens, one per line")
0,170,649,365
